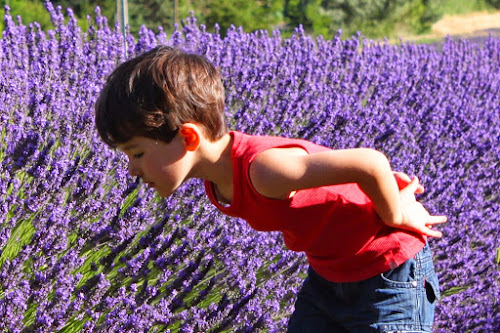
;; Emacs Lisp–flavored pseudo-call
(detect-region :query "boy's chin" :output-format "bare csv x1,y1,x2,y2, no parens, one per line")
155,188,172,198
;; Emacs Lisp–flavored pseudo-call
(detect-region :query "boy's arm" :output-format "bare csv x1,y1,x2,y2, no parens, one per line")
249,147,446,237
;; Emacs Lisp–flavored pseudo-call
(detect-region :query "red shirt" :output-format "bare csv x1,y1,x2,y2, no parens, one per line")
204,131,426,282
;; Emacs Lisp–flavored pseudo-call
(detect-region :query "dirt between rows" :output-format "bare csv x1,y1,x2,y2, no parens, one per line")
400,10,500,44
432,10,500,36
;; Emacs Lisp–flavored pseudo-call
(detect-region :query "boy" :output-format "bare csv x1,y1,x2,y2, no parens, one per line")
95,46,447,332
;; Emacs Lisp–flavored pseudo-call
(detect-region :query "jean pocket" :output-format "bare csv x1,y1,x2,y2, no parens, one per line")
380,258,417,288
424,270,441,301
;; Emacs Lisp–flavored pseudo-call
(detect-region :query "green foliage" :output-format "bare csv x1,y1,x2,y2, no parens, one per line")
417,0,445,33
0,0,53,31
284,0,446,39
204,0,283,35
50,0,115,18
1,0,498,41
51,0,116,31
486,0,500,8
126,0,177,33
284,0,310,30
0,0,115,33
439,0,496,14
125,0,284,37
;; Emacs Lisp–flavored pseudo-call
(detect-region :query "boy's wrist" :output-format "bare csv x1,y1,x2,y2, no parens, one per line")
379,209,404,228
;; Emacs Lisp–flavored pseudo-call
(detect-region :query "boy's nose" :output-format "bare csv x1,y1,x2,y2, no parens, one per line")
128,163,141,177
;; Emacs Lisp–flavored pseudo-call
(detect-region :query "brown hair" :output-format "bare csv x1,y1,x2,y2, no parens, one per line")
95,46,227,147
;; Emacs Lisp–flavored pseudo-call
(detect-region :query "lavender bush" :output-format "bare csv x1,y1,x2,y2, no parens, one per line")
1,2,498,332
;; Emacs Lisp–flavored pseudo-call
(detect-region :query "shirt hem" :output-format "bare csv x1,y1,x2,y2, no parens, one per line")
307,239,426,283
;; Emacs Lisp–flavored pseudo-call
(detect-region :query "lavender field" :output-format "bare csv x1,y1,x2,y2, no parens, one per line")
0,2,499,332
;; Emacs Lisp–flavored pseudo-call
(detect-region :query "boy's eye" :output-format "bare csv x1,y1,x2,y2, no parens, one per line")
133,153,144,158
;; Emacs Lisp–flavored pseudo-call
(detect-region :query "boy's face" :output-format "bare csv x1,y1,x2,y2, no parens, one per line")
117,135,192,197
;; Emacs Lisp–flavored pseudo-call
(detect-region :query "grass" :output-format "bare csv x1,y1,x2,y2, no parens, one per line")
439,0,496,15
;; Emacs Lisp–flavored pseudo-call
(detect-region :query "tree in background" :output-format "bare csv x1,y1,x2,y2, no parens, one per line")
127,0,174,32
1,0,497,40
50,0,115,19
283,0,310,31
283,0,445,38
486,0,500,8
51,0,115,30
204,0,283,35
0,0,115,32
125,0,284,37
0,0,53,31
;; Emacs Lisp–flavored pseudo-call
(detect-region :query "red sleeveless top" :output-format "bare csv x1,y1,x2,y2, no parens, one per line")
204,131,426,282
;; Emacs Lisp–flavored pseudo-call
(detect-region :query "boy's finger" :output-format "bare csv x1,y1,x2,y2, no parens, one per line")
403,176,420,194
424,228,443,238
394,171,411,183
394,172,425,194
414,223,443,238
416,183,425,194
428,215,448,224
411,176,426,195
393,172,409,190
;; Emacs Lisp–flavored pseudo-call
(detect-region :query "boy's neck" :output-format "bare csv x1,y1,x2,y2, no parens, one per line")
193,132,234,201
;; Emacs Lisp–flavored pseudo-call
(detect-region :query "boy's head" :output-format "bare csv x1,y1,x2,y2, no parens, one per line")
95,46,227,147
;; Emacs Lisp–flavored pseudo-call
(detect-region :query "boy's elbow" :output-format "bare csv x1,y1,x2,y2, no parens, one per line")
363,149,391,175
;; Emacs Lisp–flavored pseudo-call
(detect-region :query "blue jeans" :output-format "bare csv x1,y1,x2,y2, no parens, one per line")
287,243,441,333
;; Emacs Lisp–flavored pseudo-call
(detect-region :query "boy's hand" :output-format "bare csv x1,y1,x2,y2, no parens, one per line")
393,171,424,194
388,176,447,238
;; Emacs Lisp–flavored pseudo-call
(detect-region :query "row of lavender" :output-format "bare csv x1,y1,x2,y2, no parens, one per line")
1,2,498,332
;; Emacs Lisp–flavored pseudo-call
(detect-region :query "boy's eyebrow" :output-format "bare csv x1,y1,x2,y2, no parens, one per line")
120,143,137,152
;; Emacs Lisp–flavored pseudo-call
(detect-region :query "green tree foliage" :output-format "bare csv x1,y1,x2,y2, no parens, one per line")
284,0,446,38
50,0,115,18
1,0,53,31
204,0,283,35
0,0,115,32
283,0,310,30
127,0,181,33
485,0,500,8
50,0,115,30
126,0,199,32
125,0,283,37
1,0,496,40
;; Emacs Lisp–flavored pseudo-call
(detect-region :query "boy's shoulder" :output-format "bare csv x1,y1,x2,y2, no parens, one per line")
232,131,331,158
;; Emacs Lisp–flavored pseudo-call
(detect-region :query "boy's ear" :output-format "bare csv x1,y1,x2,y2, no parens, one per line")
179,124,200,151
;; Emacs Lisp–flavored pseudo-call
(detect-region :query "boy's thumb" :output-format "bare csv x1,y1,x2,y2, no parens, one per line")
410,176,420,191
